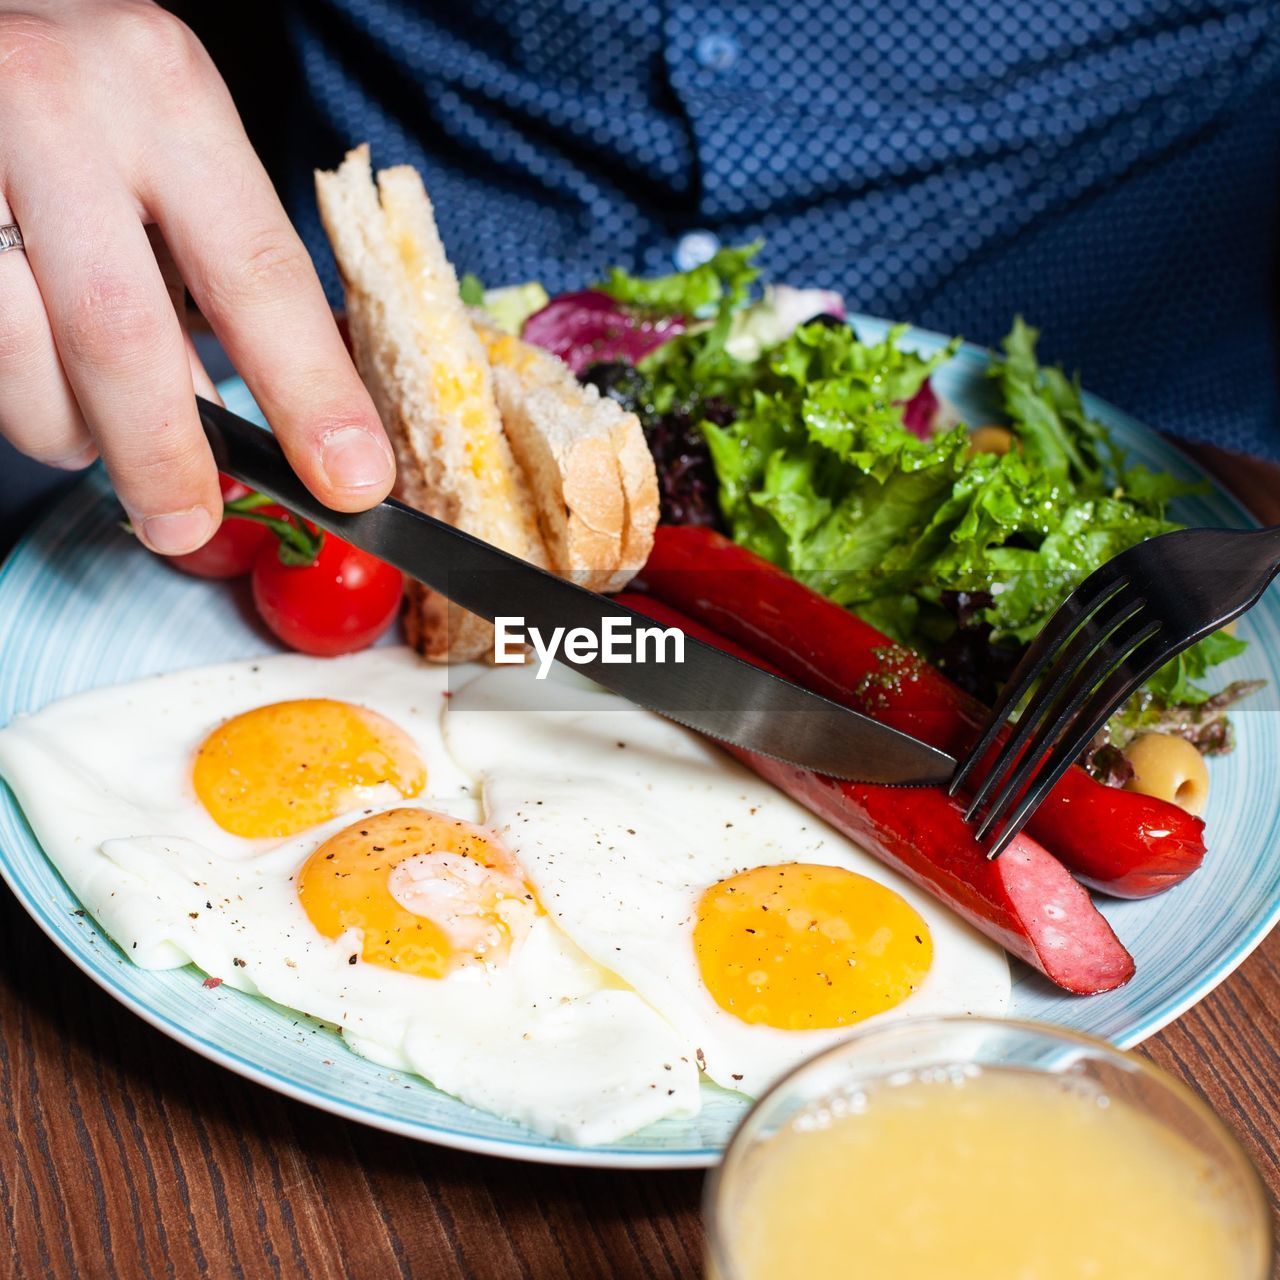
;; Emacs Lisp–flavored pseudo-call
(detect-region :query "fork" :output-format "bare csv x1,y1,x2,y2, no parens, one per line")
949,524,1280,858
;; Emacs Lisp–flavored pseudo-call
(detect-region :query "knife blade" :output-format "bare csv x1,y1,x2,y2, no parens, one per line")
197,396,956,784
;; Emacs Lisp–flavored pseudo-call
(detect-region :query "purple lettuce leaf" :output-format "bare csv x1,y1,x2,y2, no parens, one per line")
521,290,686,374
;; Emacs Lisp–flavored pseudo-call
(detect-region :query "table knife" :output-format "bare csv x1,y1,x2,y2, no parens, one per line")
197,396,956,785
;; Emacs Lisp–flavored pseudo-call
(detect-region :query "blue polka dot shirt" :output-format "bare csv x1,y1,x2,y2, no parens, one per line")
282,0,1280,459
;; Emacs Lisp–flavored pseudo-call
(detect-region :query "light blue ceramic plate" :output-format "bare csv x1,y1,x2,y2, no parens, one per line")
1,320,1278,1168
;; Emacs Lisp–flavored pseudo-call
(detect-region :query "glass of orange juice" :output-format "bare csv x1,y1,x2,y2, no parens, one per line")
706,1017,1272,1279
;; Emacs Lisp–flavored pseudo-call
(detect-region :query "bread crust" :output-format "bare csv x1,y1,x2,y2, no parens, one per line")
479,326,658,592
612,414,661,592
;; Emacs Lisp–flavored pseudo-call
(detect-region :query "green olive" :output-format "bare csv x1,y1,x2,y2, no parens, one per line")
1123,733,1210,816
968,425,1016,457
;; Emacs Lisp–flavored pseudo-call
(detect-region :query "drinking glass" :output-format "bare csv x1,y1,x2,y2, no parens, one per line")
706,1016,1273,1279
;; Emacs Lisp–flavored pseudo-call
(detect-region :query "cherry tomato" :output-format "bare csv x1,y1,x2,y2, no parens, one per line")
168,473,274,579
251,525,404,656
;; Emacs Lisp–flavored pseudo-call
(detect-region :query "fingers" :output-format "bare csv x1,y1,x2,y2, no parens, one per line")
152,225,221,404
144,129,394,513
0,0,389,554
184,330,223,404
10,163,222,556
0,197,95,469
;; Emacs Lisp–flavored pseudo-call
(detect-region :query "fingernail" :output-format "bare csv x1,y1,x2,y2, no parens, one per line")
140,507,214,556
321,427,393,492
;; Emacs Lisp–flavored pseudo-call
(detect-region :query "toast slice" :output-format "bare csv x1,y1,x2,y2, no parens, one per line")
317,144,661,657
315,146,548,660
477,325,658,592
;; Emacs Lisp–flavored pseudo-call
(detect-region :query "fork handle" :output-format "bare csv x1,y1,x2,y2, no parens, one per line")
1256,524,1280,580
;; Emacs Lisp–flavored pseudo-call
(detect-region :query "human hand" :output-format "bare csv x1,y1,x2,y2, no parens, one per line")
0,1,395,554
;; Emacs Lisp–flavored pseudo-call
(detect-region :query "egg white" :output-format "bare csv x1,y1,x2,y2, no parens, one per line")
0,649,700,1145
0,648,477,861
446,664,1012,1099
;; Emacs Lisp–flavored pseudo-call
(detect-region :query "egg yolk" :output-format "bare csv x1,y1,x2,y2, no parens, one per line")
693,864,933,1031
297,807,537,978
193,699,426,838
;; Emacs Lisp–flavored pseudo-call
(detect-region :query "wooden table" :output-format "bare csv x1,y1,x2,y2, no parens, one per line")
2,446,1277,1279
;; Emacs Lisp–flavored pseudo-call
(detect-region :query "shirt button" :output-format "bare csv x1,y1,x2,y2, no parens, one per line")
695,32,739,71
674,231,721,271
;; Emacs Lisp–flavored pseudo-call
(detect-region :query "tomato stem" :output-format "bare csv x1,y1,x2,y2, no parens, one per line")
222,492,276,514
223,495,323,567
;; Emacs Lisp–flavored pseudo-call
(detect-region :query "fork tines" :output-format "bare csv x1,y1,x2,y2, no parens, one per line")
949,565,1166,859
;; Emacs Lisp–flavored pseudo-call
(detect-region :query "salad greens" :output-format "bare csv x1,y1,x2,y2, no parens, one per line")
479,281,550,335
458,272,487,307
507,242,1256,765
596,242,761,319
584,261,1252,757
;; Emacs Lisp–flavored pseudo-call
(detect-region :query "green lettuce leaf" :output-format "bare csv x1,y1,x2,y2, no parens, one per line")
990,317,1111,486
597,242,762,318
481,281,550,334
1142,630,1250,706
654,312,1247,711
458,272,486,306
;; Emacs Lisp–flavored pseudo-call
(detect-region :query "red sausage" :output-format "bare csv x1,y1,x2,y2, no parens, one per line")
635,526,1207,898
617,594,1135,995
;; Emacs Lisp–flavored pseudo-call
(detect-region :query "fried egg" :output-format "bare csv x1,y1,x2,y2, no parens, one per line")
0,650,699,1144
446,664,1011,1098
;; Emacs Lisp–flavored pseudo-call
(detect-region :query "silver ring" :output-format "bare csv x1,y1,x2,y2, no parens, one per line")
0,224,24,255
